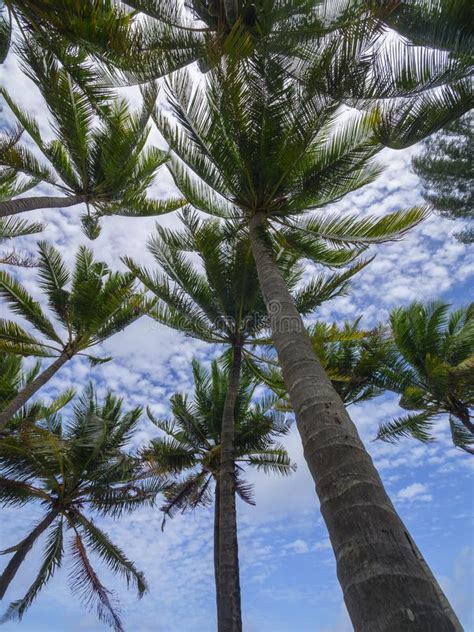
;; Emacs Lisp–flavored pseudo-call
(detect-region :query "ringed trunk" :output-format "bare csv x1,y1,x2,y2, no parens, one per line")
0,352,70,431
214,482,221,616
248,213,462,632
0,509,59,599
218,345,243,632
0,195,86,218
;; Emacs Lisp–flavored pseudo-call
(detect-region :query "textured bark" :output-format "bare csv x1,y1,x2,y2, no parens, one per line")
0,509,59,599
248,213,462,632
217,345,242,632
0,352,70,430
214,482,221,615
0,194,86,218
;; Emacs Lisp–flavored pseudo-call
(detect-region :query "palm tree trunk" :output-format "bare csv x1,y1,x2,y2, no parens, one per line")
0,352,70,431
218,345,242,632
214,482,221,616
248,213,462,632
0,194,86,218
0,509,59,599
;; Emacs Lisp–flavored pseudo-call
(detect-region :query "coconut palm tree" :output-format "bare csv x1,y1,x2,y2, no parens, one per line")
0,384,164,630
0,43,183,237
0,0,137,65
253,319,391,408
151,51,464,629
377,301,474,454
118,0,472,91
0,351,74,433
0,241,148,430
141,359,294,621
125,208,361,631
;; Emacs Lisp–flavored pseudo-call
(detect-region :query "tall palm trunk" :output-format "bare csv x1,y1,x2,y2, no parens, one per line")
214,482,221,615
248,213,462,632
0,509,59,599
0,352,70,430
218,345,242,632
0,194,86,218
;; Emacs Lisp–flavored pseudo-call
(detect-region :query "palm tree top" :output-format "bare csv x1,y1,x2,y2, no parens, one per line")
375,301,474,451
0,241,147,362
142,358,295,525
0,43,184,236
115,0,471,88
0,384,164,628
125,208,367,348
248,318,391,407
150,49,463,268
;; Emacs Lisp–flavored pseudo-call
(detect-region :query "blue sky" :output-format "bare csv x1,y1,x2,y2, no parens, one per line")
0,45,473,632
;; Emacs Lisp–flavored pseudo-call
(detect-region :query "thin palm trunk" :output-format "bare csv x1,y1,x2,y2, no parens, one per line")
0,509,59,599
218,345,242,632
0,194,86,218
0,352,70,430
248,213,462,632
214,481,221,616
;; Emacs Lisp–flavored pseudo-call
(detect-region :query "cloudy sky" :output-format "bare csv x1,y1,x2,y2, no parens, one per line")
0,44,473,632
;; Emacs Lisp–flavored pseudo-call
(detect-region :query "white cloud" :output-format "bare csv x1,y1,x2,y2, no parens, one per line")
395,483,433,503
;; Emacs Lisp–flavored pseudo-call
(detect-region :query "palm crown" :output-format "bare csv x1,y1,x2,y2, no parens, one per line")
0,43,183,237
152,51,455,269
0,242,143,362
142,359,295,527
0,242,147,429
0,385,163,629
377,301,474,453
125,209,366,353
116,0,472,90
255,319,390,407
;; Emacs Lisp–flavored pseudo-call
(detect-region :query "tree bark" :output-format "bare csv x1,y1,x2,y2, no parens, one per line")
0,509,59,599
0,352,70,431
0,194,86,218
248,213,462,632
214,482,221,616
217,345,242,632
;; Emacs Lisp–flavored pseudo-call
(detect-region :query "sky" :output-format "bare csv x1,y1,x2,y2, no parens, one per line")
0,41,473,632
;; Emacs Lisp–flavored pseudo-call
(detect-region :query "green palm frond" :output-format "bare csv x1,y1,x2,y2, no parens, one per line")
289,207,430,248
72,512,147,597
376,411,436,444
68,532,124,632
0,216,44,239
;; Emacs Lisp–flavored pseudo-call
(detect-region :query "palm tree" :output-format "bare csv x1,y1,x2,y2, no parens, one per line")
377,301,474,454
0,0,137,66
151,51,464,629
0,42,183,237
254,319,391,408
0,351,74,433
118,0,472,90
0,384,164,630
125,209,360,631
0,241,147,430
141,359,294,621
